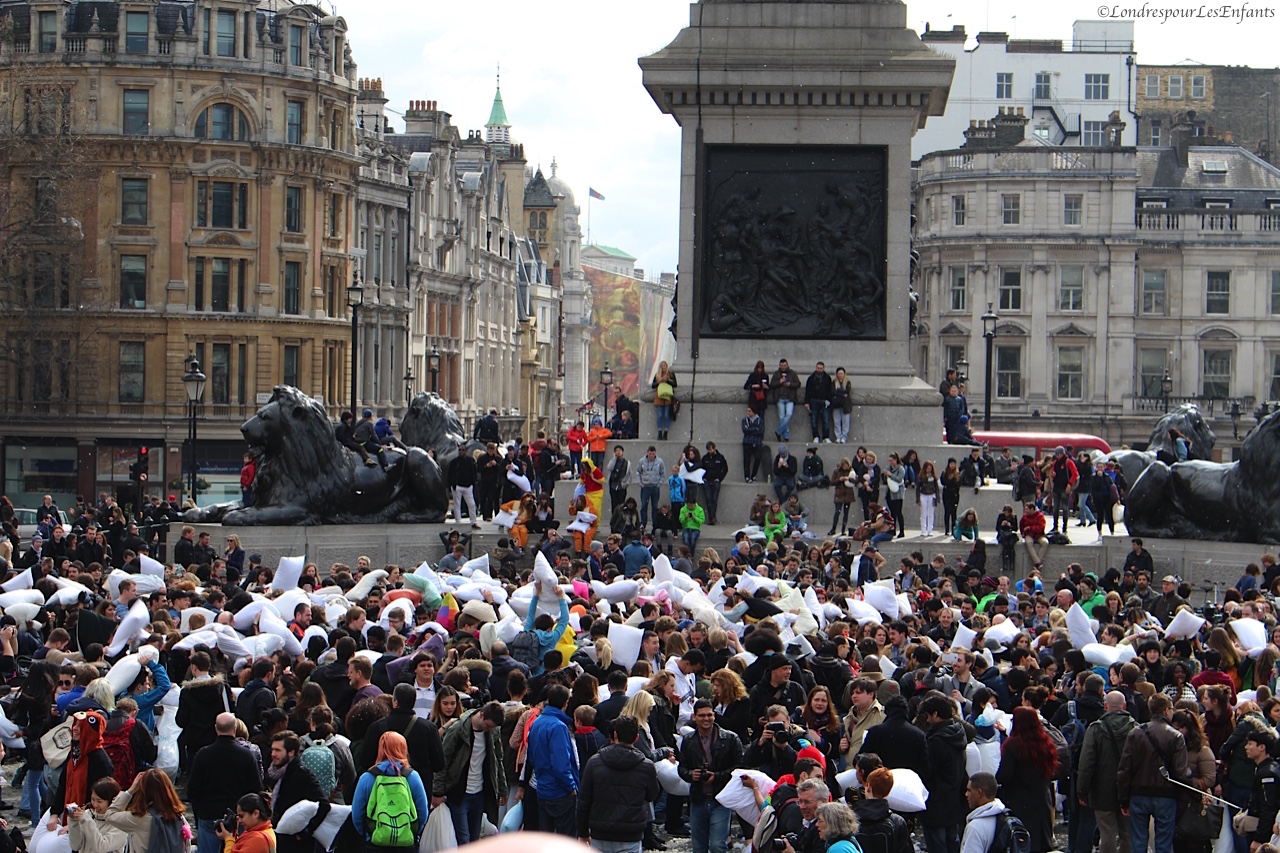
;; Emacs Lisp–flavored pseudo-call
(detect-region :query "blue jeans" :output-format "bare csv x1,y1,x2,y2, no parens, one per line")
21,768,46,820
776,400,795,439
198,818,222,853
450,792,486,845
1073,804,1096,853
1078,493,1097,525
569,450,582,476
539,793,577,837
832,408,851,443
774,476,796,502
922,823,961,853
1227,781,1252,853
591,841,642,853
656,404,672,432
682,529,700,551
689,800,731,853
640,485,661,530
871,530,895,545
703,480,721,522
808,400,829,441
1128,795,1176,853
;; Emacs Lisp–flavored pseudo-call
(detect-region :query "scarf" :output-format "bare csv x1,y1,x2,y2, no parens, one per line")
266,761,288,784
63,711,107,823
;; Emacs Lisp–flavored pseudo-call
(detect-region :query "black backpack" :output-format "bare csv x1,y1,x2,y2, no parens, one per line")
510,630,541,671
988,810,1031,853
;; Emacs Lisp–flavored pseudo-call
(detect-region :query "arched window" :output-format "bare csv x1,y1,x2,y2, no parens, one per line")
528,212,537,229
194,103,251,141
538,212,546,228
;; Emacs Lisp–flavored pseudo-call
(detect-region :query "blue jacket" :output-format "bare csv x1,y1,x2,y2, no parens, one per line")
668,475,686,504
527,705,578,799
123,660,171,733
622,541,653,578
523,598,570,675
350,760,431,842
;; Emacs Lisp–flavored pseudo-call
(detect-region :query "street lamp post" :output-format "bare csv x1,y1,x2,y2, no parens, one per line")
347,277,364,420
600,363,614,426
182,355,206,507
1160,369,1173,414
981,302,998,430
403,367,414,403
428,347,441,394
955,357,969,387
1231,400,1242,439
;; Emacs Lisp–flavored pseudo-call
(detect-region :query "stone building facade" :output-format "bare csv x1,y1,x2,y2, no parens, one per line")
0,0,361,506
1137,64,1280,163
913,111,1280,455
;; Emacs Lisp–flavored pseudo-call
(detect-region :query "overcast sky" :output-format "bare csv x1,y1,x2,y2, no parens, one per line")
338,0,1280,276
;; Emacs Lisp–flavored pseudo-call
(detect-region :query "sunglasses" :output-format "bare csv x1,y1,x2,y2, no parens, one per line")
59,680,72,687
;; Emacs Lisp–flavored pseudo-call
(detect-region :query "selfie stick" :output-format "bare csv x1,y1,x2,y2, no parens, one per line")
1160,770,1240,810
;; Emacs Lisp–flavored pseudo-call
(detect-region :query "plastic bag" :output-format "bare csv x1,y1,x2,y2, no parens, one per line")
499,802,523,833
420,805,457,853
656,757,690,796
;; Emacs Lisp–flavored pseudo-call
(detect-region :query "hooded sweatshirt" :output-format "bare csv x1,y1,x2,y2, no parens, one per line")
55,710,114,821
960,799,1008,853
577,742,660,841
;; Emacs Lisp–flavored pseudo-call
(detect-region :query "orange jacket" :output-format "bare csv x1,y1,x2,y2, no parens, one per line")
586,426,612,453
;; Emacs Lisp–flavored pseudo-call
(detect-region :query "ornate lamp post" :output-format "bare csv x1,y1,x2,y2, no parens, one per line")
403,367,414,403
428,347,442,394
1231,400,1242,439
600,363,614,425
1160,369,1173,414
955,357,969,387
981,302,998,430
347,277,365,419
182,355,206,507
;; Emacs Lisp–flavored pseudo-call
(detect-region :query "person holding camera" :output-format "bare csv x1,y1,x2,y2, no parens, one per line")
745,705,799,779
65,777,127,853
214,793,276,853
188,713,266,853
677,701,744,853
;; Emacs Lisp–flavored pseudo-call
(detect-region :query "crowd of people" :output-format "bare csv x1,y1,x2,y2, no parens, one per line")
6,478,1280,853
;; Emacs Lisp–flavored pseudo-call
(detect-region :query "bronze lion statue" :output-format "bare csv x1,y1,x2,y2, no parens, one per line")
1124,407,1280,543
185,386,448,525
400,391,485,465
1106,403,1217,488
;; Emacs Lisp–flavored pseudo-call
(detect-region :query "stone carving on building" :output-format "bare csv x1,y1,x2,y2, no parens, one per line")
185,386,447,525
1122,407,1280,543
700,145,887,340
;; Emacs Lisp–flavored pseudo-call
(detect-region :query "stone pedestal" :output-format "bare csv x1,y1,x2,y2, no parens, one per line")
639,0,954,448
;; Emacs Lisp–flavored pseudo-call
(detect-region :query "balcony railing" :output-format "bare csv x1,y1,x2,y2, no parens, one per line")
1135,209,1280,236
1125,394,1256,416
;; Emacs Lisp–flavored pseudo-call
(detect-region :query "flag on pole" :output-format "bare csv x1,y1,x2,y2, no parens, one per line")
589,188,605,200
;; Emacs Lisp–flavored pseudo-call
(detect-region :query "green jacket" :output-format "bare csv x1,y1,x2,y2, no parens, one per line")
680,503,705,531
432,709,507,822
1077,709,1136,811
1082,591,1108,617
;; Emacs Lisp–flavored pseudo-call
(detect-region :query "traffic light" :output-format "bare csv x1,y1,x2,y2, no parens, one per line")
129,446,149,483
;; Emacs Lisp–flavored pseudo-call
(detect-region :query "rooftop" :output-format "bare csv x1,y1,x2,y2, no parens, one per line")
584,244,636,260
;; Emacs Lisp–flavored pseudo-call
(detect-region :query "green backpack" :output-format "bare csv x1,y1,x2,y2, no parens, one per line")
367,772,417,847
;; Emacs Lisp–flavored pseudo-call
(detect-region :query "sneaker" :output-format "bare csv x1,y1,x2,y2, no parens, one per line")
471,523,482,529
823,438,832,444
666,826,691,838
364,458,377,467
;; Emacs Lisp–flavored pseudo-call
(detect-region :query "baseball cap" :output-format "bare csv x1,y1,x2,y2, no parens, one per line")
1162,575,1178,584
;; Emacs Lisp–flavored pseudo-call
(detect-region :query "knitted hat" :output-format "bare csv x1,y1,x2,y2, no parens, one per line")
796,745,827,771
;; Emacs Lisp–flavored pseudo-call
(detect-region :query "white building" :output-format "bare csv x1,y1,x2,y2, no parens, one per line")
912,110,1280,455
914,20,1136,158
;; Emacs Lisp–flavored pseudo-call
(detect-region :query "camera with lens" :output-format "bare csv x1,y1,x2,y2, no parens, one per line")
773,833,799,850
767,721,790,747
221,809,238,834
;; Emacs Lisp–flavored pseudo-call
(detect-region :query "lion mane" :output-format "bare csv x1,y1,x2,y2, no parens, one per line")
247,386,352,513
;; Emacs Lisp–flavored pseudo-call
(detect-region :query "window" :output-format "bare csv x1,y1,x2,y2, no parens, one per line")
1083,121,1106,146
284,261,301,315
38,11,56,53
1142,270,1167,315
372,234,382,282
999,267,1022,311
1272,271,1280,315
211,344,230,404
283,345,299,388
1206,270,1230,314
1057,347,1084,399
1168,75,1183,98
1063,194,1083,226
196,180,249,229
996,346,1022,398
1149,120,1162,146
290,25,305,66
193,258,204,309
119,342,145,403
1034,72,1051,100
952,195,966,226
945,345,966,376
1202,349,1232,398
285,186,302,232
948,266,966,311
202,8,210,55
1084,74,1110,100
1145,74,1160,98
1191,75,1206,99
1001,194,1020,225
286,100,303,145
211,258,230,312
1060,266,1084,311
996,72,1013,100
24,87,72,136
329,194,339,237
216,10,236,57
121,178,148,224
122,89,149,136
1140,348,1167,397
1271,353,1280,401
119,255,146,309
194,104,250,141
125,12,148,53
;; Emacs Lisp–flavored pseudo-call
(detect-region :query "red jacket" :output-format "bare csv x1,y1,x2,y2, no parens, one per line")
240,459,256,488
567,426,588,453
1019,508,1046,539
